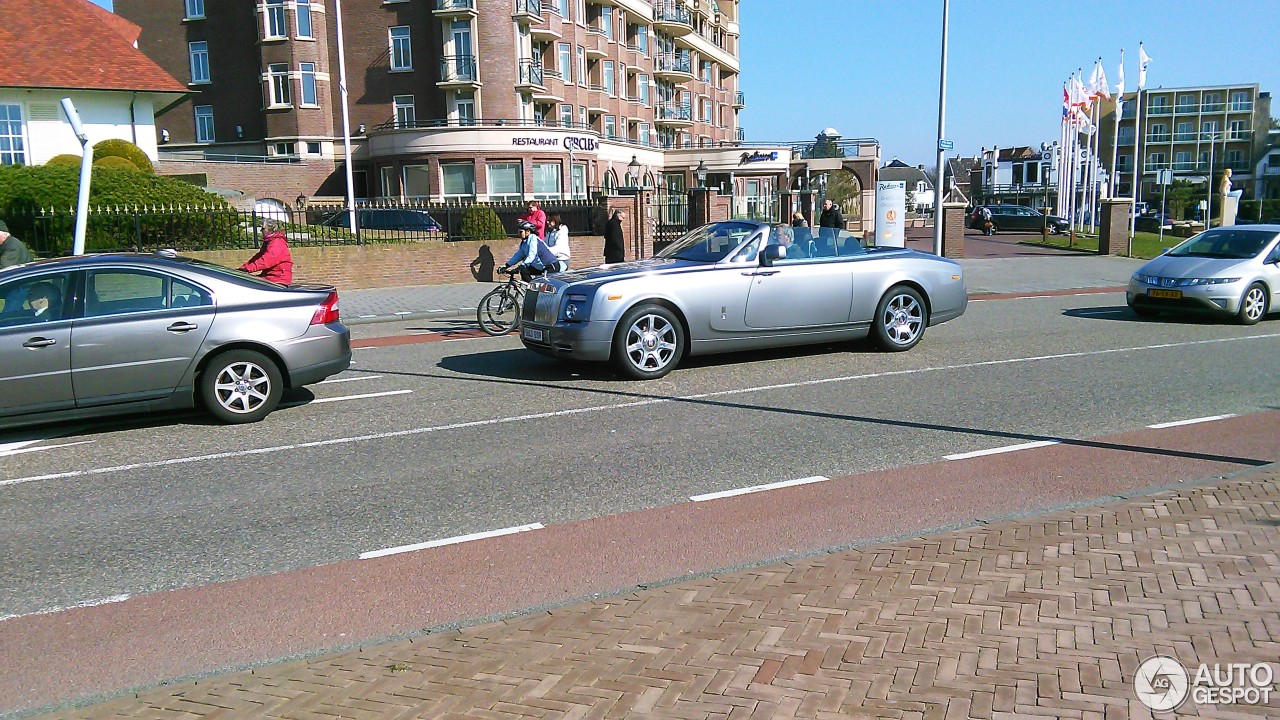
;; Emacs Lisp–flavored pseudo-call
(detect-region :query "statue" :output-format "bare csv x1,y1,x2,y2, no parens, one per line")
1219,168,1233,198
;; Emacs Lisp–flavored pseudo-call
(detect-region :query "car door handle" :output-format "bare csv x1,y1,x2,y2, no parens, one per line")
167,322,199,333
742,270,780,277
23,337,57,348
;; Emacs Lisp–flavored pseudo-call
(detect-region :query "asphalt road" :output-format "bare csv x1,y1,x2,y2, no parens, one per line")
2,290,1277,622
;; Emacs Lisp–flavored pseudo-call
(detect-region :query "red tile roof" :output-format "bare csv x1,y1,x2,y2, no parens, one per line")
0,0,186,94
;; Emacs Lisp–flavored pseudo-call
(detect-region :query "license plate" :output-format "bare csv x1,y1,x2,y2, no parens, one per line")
522,327,544,342
1149,289,1182,299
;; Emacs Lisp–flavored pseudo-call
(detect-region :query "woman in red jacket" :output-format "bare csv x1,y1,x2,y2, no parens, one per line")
240,219,294,285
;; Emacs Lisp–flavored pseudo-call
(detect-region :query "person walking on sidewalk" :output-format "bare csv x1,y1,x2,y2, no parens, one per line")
0,219,34,268
603,210,626,264
240,219,294,285
519,200,547,240
818,199,843,244
545,213,571,272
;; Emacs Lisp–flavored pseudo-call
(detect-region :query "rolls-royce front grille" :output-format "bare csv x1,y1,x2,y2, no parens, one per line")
521,289,558,325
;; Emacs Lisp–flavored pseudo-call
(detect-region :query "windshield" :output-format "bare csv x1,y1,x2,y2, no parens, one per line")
1167,229,1277,260
655,222,760,262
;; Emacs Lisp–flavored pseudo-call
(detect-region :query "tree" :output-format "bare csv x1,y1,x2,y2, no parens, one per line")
1165,179,1202,220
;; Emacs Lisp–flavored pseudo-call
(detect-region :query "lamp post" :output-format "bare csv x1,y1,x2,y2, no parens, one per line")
59,98,91,256
627,154,641,188
334,0,358,239
695,159,708,188
931,0,951,256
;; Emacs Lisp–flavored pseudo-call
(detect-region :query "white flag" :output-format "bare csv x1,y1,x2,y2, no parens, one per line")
1116,50,1125,98
1138,43,1151,90
1095,60,1111,101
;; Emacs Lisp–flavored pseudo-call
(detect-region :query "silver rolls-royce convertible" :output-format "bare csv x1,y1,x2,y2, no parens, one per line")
517,220,967,380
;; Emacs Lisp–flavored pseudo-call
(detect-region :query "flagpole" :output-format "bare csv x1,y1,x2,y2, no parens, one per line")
1130,42,1147,241
1110,49,1124,198
1058,94,1068,218
334,0,358,239
1089,100,1100,230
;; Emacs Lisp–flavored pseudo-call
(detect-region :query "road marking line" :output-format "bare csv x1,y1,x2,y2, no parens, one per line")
357,314,377,318
0,593,130,623
317,375,382,385
690,476,828,502
945,440,1061,460
0,441,95,459
1147,414,1237,429
394,311,413,316
360,523,544,559
4,332,1278,489
280,390,412,408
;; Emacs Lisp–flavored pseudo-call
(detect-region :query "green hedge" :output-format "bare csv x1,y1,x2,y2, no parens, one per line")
0,164,237,255
93,139,155,174
1239,199,1280,221
460,204,507,242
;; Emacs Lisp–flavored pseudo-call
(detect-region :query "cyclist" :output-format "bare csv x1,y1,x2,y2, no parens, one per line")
501,219,559,282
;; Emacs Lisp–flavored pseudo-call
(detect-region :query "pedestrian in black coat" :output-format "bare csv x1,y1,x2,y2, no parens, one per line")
818,199,844,238
603,210,626,264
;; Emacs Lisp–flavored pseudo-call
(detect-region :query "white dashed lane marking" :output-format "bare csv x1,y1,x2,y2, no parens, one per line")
945,440,1062,461
1147,414,1237,429
360,523,544,560
690,476,828,502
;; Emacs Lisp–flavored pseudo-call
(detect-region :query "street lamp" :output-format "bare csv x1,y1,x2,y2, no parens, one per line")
627,154,640,188
694,159,708,188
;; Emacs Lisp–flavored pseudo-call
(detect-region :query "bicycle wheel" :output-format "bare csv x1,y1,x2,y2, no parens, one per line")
477,285,521,336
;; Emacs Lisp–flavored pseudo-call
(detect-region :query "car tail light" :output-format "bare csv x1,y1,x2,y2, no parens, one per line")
310,291,340,325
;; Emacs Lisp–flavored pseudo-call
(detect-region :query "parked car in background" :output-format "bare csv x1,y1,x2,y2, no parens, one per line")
0,252,350,428
969,204,1070,234
321,208,442,233
1134,213,1173,232
1127,225,1280,325
516,221,967,379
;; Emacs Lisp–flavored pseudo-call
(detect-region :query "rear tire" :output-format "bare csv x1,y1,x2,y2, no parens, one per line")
611,304,684,380
478,285,521,336
1237,282,1268,325
873,286,927,352
201,350,283,424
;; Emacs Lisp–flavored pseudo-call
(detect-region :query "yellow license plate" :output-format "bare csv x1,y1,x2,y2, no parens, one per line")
1149,289,1182,299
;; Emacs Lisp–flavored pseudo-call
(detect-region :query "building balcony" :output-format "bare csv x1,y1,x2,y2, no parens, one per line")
433,0,477,18
736,127,745,143
1173,132,1197,142
529,23,561,40
1147,106,1172,116
652,2,692,36
1228,130,1253,141
1146,134,1171,143
584,29,609,58
515,59,545,90
732,91,745,108
654,53,694,81
512,0,542,22
655,102,693,127
438,55,480,88
1228,102,1253,113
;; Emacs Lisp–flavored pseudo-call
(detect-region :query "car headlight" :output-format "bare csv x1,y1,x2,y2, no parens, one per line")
563,294,589,322
1183,277,1240,286
1132,273,1160,284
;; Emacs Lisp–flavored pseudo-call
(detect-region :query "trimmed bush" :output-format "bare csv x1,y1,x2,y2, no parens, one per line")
93,155,140,171
1239,199,1280,221
460,204,507,242
46,154,83,168
92,139,154,175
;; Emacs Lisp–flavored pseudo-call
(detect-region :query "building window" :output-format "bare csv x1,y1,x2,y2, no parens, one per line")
1227,150,1243,169
639,75,649,106
0,104,26,165
701,60,711,83
268,63,291,106
638,122,650,147
394,95,415,128
1116,154,1132,173
636,25,648,54
299,62,318,105
306,141,322,154
189,41,210,84
403,164,430,198
390,26,412,71
576,46,586,87
1202,93,1222,112
1176,94,1195,112
487,162,522,201
1229,119,1248,139
442,162,475,198
558,43,572,84
296,0,313,37
380,166,398,198
604,115,616,139
571,164,586,199
555,0,569,18
454,91,475,125
264,0,286,39
1202,120,1220,139
702,97,711,123
601,7,613,39
274,141,296,156
1230,91,1250,111
559,103,572,127
533,162,562,200
603,61,615,96
185,0,205,20
1174,151,1192,170
193,105,214,144
578,106,586,128
1118,127,1135,145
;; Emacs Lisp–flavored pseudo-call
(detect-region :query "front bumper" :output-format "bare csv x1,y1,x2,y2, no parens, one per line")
1126,280,1244,315
518,320,614,362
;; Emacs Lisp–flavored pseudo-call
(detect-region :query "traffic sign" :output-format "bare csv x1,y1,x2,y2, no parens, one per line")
938,139,954,151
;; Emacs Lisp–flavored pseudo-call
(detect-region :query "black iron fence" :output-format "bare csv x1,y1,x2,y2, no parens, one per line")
3,199,611,257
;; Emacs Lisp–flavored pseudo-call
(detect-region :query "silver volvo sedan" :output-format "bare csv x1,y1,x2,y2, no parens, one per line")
1127,225,1280,324
518,220,967,379
0,252,351,428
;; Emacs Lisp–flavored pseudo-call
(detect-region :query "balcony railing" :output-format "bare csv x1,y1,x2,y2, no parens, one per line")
656,102,691,121
1229,101,1253,112
434,0,475,11
653,2,691,26
439,55,477,82
1202,102,1224,113
1146,133,1172,143
1147,105,1172,116
517,59,544,86
513,0,541,17
733,91,745,107
656,53,692,75
736,127,745,142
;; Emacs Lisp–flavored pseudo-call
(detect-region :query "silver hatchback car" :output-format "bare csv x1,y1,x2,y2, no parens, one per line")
0,252,350,428
1127,226,1280,324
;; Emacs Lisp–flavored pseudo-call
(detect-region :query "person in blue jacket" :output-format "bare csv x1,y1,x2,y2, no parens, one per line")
502,219,559,282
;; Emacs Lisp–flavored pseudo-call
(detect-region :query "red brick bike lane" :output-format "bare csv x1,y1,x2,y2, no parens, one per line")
3,411,1274,717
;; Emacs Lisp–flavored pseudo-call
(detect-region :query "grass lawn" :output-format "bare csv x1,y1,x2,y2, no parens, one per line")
1019,230,1181,260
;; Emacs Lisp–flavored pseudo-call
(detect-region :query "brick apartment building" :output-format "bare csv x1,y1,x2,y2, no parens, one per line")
114,0,800,212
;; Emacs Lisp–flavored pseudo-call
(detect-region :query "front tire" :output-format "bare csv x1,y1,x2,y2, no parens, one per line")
873,286,927,352
200,350,283,424
478,286,521,336
1237,282,1269,325
612,304,684,380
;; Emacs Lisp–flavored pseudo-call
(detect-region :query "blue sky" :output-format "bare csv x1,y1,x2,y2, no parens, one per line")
740,0,1279,165
93,0,1277,166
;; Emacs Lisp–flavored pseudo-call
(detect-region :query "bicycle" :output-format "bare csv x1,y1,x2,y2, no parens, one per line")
477,268,529,336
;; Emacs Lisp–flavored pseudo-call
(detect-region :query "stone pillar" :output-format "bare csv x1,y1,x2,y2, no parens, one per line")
1221,193,1240,227
709,192,732,222
941,202,967,258
688,187,711,228
1098,198,1133,255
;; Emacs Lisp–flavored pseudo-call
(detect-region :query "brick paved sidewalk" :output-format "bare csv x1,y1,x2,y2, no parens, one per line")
38,469,1280,720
